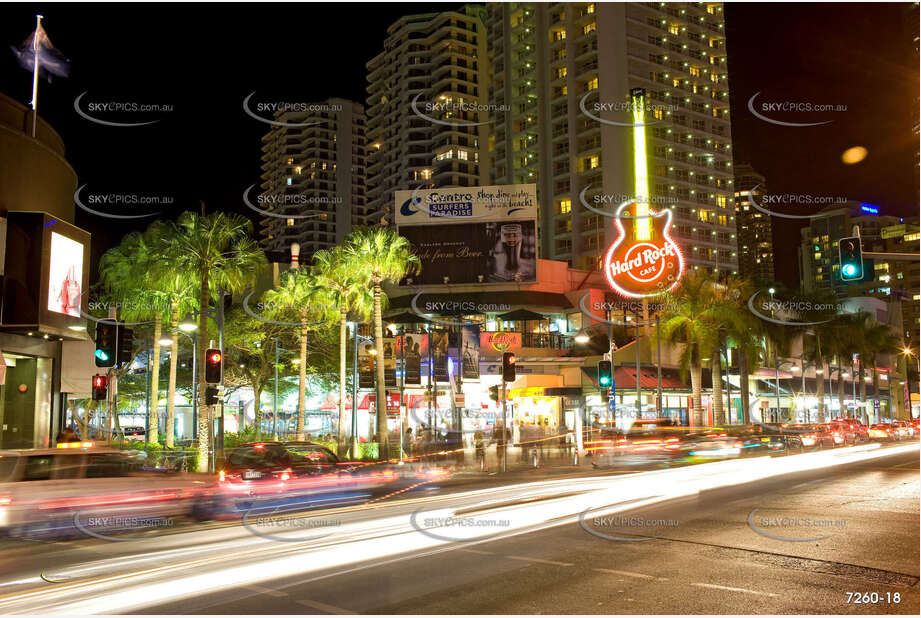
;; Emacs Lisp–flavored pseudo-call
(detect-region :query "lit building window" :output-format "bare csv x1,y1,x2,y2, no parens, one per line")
285,218,294,226
557,199,572,214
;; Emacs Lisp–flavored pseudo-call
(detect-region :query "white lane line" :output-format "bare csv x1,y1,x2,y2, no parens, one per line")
692,582,777,597
593,568,655,580
506,555,573,567
458,548,494,555
295,599,353,614
889,460,918,468
242,584,287,598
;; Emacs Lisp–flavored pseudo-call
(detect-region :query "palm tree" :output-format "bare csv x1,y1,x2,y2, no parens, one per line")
263,267,318,441
856,315,902,421
311,247,373,456
658,271,724,427
705,276,752,426
145,221,198,448
160,212,267,471
99,231,169,444
344,227,420,458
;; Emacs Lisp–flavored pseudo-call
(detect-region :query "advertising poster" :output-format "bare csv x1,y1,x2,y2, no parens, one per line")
47,232,84,317
382,337,397,388
479,331,523,354
431,330,449,383
358,340,375,389
461,325,480,380
395,184,537,284
396,333,428,385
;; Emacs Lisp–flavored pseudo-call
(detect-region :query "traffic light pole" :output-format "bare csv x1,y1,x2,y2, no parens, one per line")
501,378,507,473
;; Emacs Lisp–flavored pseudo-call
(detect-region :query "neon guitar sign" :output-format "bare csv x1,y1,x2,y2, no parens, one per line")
603,88,684,298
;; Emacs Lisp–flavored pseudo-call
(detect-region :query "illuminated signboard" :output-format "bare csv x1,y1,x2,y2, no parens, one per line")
603,89,684,298
859,203,879,215
47,232,84,317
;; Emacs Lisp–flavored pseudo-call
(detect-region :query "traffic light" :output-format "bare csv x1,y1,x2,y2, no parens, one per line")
94,322,116,367
838,236,864,281
488,385,499,402
205,348,223,384
205,386,219,406
92,374,108,401
502,352,516,382
116,326,134,365
598,360,613,388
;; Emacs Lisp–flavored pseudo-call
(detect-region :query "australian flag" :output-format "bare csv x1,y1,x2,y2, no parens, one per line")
11,19,71,81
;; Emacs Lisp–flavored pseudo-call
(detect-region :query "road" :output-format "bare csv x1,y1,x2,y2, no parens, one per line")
0,443,917,614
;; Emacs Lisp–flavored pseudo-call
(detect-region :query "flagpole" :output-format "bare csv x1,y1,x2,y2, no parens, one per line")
30,15,43,138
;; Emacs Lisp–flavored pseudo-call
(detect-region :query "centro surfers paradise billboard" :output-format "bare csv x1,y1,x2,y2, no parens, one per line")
395,184,537,284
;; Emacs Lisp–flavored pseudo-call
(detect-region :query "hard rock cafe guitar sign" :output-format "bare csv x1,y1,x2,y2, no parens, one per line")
603,88,684,298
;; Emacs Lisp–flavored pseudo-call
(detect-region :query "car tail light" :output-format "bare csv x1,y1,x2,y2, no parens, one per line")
0,495,11,507
218,470,225,482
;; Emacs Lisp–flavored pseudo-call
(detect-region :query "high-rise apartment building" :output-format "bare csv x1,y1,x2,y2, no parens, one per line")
487,2,737,274
733,163,775,284
365,6,491,224
258,98,368,259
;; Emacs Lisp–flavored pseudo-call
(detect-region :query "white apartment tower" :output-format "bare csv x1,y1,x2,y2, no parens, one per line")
259,98,368,258
365,6,492,224
487,2,738,274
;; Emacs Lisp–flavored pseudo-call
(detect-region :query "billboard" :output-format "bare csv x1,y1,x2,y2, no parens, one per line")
430,330,449,382
396,333,428,386
382,337,396,388
358,340,375,389
395,185,537,284
47,232,84,317
461,325,480,380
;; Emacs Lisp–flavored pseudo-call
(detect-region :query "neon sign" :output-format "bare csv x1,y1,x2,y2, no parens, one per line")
859,203,879,215
603,89,684,298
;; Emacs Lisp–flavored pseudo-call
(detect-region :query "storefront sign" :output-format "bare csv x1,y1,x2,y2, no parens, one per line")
480,331,521,353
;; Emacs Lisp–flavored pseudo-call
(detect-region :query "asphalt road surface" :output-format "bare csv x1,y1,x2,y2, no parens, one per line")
0,443,917,614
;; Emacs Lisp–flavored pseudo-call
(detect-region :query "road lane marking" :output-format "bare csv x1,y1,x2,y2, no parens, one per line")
594,568,655,580
458,549,494,555
242,584,287,598
692,582,777,597
506,556,573,567
296,599,352,614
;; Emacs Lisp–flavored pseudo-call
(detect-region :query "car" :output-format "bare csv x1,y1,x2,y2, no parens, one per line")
868,423,897,441
0,445,206,538
828,418,868,445
779,423,835,451
892,420,915,439
120,426,146,439
725,425,788,456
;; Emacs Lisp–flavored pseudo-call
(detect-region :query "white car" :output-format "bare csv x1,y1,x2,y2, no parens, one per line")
0,445,208,538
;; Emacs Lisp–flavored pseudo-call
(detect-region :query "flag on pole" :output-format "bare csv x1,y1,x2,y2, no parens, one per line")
10,17,71,81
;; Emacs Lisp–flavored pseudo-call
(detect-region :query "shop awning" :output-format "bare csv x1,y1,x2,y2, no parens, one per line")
384,311,431,324
497,308,548,321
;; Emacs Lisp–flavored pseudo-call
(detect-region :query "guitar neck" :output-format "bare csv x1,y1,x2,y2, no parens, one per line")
634,201,651,241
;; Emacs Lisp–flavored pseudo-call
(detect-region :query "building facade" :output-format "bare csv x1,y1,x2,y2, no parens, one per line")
258,98,368,259
365,6,492,225
733,163,775,284
486,1,738,274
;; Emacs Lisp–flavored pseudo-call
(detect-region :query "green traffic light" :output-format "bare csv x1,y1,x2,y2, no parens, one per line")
94,349,109,361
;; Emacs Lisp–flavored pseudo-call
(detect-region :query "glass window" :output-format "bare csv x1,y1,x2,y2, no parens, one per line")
85,454,136,478
22,455,54,481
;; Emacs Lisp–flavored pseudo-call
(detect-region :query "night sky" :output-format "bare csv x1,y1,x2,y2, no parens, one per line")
1,3,917,289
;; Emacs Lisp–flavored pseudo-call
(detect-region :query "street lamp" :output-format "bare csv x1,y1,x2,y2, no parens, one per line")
903,347,920,419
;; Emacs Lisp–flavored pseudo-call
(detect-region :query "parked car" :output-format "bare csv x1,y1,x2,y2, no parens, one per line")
0,445,206,538
120,426,146,439
892,420,915,439
780,424,835,451
827,418,868,445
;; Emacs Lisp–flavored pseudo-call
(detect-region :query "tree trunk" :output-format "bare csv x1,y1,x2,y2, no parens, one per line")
373,283,389,459
859,361,867,423
712,347,725,426
165,301,180,448
690,361,704,427
816,359,826,423
252,383,263,437
148,316,162,444
739,348,751,425
297,317,307,441
197,275,210,473
837,357,846,416
338,308,348,457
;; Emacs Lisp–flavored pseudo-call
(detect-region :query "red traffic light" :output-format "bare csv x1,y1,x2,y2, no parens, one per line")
208,351,222,364
93,376,104,387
